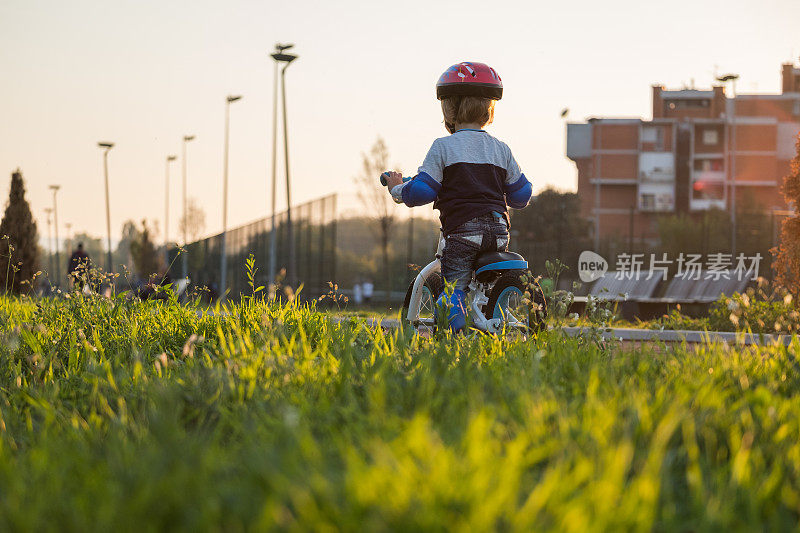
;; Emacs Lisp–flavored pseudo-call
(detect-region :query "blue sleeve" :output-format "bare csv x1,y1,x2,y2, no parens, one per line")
505,173,532,209
401,172,441,207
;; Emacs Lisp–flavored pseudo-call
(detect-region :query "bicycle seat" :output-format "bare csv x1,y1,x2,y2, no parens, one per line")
474,251,527,282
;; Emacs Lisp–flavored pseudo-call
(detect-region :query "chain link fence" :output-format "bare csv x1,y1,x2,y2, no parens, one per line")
170,195,337,300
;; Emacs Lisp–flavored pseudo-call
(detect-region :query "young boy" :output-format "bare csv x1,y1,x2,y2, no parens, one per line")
384,62,532,331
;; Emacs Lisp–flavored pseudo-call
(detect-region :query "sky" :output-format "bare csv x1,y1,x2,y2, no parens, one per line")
1,0,799,250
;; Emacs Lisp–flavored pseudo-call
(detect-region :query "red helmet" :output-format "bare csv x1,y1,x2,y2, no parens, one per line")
436,62,503,100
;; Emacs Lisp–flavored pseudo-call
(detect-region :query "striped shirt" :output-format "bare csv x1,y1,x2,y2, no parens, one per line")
392,129,531,234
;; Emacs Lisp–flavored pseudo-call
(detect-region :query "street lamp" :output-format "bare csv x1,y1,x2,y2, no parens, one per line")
717,73,739,255
181,135,195,279
44,207,53,278
164,154,177,266
588,118,602,251
98,142,114,273
49,184,61,285
269,44,298,288
220,95,243,301
65,223,72,253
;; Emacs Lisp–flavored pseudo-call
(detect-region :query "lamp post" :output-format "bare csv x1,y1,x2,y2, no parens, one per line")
181,135,195,279
220,95,242,301
164,154,177,266
269,44,298,288
589,118,601,252
44,207,53,278
65,223,72,253
717,73,739,255
49,185,61,285
98,142,114,273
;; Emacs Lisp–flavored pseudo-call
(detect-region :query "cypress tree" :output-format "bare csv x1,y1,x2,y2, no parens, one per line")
0,169,40,293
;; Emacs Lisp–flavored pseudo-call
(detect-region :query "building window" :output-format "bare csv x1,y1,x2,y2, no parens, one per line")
692,180,724,201
639,191,674,211
641,126,664,150
702,129,719,145
694,158,723,171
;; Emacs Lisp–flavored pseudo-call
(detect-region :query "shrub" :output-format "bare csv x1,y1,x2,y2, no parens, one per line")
774,132,800,298
709,278,799,333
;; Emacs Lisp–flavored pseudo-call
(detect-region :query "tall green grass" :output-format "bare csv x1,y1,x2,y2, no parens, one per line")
0,291,799,530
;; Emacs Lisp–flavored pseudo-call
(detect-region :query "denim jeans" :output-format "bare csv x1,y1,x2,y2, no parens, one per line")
440,213,509,291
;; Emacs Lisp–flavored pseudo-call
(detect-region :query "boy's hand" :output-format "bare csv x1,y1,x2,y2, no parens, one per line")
384,171,403,189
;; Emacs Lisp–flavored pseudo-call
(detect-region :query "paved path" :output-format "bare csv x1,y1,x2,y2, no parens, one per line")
335,317,795,347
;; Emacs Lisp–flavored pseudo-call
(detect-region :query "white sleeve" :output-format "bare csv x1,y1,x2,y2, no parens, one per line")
416,139,445,184
505,147,523,185
390,140,444,204
390,183,404,203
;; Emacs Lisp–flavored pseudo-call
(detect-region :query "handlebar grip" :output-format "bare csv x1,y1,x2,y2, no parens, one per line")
380,173,413,187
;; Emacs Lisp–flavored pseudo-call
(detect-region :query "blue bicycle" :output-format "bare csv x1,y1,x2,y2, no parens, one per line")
381,173,545,333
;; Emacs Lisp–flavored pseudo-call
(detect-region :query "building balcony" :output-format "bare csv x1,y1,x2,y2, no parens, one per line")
639,170,675,182
589,178,638,185
690,198,726,211
692,170,726,182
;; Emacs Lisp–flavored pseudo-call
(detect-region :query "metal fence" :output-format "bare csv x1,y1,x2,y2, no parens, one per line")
172,196,794,304
172,194,337,300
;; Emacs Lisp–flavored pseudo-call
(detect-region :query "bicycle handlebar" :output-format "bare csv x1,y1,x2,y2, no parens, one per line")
379,172,412,187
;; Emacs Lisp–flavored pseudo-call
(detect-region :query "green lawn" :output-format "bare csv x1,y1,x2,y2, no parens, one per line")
0,293,798,530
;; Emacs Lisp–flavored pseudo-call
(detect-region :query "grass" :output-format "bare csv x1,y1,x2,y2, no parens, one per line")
0,290,799,530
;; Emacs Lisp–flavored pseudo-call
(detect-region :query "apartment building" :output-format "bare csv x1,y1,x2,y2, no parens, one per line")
566,61,800,242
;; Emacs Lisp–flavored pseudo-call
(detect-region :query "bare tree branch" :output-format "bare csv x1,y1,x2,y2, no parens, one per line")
354,137,399,306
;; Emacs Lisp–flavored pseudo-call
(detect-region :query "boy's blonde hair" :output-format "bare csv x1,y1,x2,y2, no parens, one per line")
441,96,496,128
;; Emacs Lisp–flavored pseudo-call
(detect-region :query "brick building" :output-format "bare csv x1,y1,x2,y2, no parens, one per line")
566,61,800,244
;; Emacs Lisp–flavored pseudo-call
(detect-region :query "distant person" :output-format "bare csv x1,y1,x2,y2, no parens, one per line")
382,62,532,331
362,280,374,304
68,242,90,290
353,283,363,305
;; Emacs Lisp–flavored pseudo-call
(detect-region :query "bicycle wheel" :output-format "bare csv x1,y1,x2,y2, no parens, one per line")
485,271,546,332
401,272,444,332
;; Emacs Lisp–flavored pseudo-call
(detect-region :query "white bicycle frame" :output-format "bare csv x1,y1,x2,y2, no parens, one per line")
405,235,525,333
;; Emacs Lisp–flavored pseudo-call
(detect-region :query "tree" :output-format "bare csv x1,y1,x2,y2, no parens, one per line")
179,198,206,243
773,132,800,298
354,137,398,307
114,220,141,270
0,169,40,293
657,209,730,258
129,219,161,280
511,188,592,275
